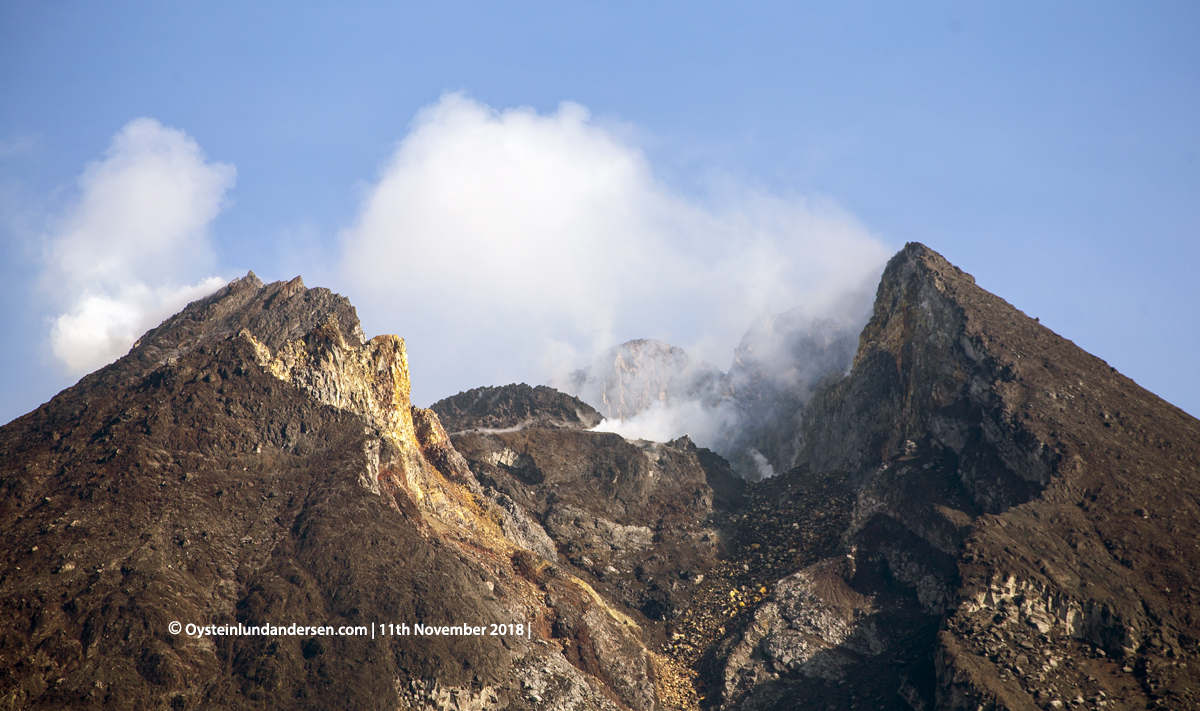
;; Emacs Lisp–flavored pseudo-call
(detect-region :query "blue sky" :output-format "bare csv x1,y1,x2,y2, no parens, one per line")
1,1,1198,425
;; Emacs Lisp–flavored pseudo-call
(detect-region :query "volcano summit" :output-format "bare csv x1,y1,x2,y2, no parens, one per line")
0,244,1196,711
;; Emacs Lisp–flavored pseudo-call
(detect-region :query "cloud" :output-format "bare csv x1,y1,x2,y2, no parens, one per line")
44,118,235,374
0,133,40,159
339,93,891,404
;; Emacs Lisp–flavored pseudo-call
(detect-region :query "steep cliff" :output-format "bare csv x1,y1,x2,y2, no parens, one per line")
720,311,858,478
0,274,668,710
703,243,1200,710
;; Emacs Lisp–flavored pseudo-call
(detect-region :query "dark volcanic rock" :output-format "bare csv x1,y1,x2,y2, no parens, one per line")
6,243,1198,711
0,274,632,711
450,428,742,630
132,272,366,365
703,243,1200,711
431,383,602,433
667,435,747,515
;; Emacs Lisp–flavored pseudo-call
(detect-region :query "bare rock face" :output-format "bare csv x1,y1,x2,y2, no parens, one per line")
712,555,884,697
449,428,742,627
706,243,1200,710
448,425,748,711
431,383,602,433
5,243,1198,711
558,321,859,481
823,245,1200,708
0,274,642,710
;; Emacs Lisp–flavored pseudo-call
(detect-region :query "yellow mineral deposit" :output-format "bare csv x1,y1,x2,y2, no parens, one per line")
237,311,669,700
239,319,502,541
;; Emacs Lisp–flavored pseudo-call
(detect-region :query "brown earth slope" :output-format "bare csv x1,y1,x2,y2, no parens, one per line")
0,274,667,710
3,243,1197,711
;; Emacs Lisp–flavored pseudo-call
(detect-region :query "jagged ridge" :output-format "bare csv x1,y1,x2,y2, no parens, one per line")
0,274,683,710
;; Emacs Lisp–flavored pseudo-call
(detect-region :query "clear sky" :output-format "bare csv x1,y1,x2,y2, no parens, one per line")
2,1,1198,425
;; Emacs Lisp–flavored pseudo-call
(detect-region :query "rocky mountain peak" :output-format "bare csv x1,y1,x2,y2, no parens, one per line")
734,241,1200,710
110,272,455,509
430,383,602,433
2,272,726,710
4,245,1197,711
128,272,366,373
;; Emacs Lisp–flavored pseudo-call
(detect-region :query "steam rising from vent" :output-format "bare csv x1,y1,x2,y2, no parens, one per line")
747,449,775,480
572,310,861,479
563,339,724,421
593,398,741,448
338,93,890,406
43,118,234,374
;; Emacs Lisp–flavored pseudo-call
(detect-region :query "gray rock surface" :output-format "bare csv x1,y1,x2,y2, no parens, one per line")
0,275,634,711
712,555,885,706
450,428,736,624
720,311,858,478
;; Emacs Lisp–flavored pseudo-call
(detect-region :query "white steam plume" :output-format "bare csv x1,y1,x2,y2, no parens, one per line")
593,398,741,448
577,312,861,478
44,118,234,374
339,93,891,405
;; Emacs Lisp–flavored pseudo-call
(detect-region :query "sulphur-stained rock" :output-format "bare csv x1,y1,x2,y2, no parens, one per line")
708,556,885,707
0,274,631,711
411,404,475,484
541,571,662,711
236,302,456,520
5,243,1199,711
